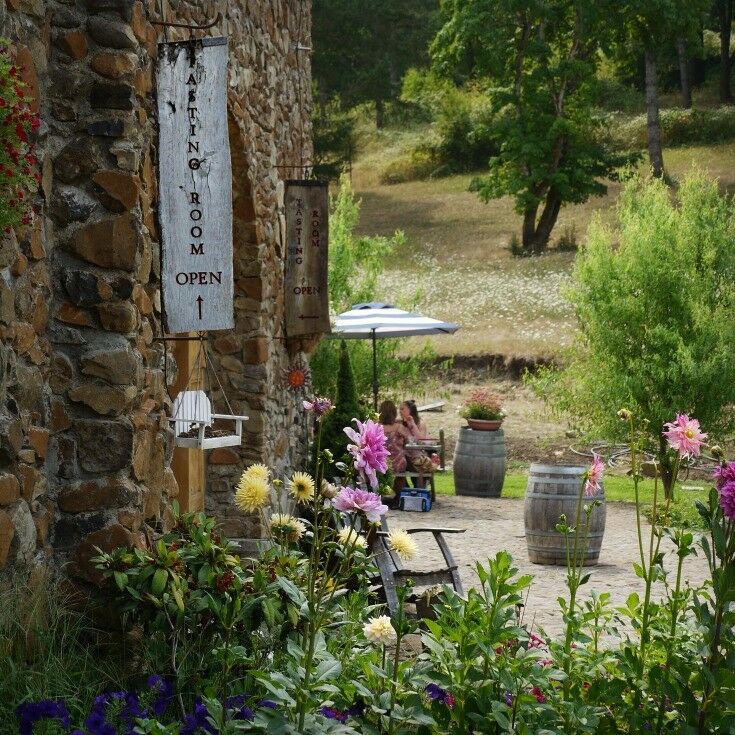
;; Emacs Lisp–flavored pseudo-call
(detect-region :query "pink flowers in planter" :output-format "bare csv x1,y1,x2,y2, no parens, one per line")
344,418,389,488
584,453,604,497
332,486,388,523
663,414,707,458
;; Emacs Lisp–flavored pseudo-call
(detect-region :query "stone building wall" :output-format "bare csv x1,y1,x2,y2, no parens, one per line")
0,0,315,582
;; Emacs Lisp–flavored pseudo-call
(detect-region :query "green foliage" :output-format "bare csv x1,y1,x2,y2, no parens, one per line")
312,0,439,125
0,42,40,231
312,93,357,180
540,172,735,458
430,0,635,251
310,177,435,401
0,578,126,726
399,70,498,176
607,105,735,150
317,340,365,470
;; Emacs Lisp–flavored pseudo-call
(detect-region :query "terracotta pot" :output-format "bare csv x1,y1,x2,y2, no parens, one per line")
466,418,503,431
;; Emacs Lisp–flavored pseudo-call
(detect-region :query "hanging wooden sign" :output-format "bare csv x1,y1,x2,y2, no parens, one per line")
157,37,234,334
285,180,330,337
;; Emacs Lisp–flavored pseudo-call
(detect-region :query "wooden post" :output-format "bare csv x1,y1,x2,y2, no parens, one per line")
171,336,205,512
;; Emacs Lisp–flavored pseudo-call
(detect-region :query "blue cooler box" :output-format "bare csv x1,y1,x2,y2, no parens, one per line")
399,488,432,512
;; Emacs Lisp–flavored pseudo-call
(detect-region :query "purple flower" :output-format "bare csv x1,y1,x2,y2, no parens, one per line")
303,397,333,416
346,700,366,717
181,698,218,735
258,699,277,709
17,699,71,735
505,691,514,707
85,709,115,735
332,486,388,522
714,462,735,490
147,674,173,716
719,480,735,520
344,418,389,488
319,706,348,723
425,684,455,708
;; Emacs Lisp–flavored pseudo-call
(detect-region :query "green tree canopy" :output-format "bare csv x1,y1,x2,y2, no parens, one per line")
545,171,735,495
430,0,634,252
312,0,439,126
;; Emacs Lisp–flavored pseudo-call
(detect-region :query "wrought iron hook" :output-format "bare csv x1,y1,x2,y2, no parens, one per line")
152,11,222,31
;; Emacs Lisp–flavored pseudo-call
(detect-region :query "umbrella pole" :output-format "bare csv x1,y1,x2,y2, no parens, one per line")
371,329,378,412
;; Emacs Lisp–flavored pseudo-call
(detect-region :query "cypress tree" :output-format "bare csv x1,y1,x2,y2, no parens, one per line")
315,340,363,471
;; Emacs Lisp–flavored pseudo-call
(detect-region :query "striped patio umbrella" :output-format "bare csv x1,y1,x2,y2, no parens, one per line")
332,302,460,410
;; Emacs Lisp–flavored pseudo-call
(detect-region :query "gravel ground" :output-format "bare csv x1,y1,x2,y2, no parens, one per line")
388,495,710,636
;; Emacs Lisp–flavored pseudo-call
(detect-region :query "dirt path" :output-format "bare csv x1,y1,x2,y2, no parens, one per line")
389,495,710,636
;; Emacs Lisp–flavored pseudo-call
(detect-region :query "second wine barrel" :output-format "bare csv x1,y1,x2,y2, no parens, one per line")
453,427,506,497
524,464,606,566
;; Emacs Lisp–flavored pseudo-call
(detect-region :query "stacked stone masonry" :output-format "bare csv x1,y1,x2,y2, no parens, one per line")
0,0,316,583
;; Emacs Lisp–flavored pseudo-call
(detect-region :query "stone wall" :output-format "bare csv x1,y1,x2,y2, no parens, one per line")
0,0,315,582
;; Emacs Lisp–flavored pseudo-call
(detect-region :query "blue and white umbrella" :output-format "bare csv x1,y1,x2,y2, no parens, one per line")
332,302,460,409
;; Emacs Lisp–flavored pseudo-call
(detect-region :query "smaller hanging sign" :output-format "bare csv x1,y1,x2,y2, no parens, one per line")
157,37,234,334
284,180,330,337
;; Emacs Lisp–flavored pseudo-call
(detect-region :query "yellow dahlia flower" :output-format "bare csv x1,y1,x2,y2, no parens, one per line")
288,471,315,503
337,527,367,549
244,463,270,482
269,513,306,543
235,473,270,513
363,615,396,646
387,529,418,561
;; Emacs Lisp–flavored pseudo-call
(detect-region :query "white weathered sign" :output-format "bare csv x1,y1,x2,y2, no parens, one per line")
285,181,330,337
157,37,234,334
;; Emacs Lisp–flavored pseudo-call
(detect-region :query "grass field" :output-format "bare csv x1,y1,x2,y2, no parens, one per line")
354,136,735,358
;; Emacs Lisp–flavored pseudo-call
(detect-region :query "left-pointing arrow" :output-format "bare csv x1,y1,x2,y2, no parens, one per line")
196,296,204,319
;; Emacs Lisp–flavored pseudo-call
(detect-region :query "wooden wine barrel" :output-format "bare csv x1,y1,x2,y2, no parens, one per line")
524,464,606,566
453,427,506,497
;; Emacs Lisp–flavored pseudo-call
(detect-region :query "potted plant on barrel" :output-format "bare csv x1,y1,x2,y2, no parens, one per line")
460,388,505,431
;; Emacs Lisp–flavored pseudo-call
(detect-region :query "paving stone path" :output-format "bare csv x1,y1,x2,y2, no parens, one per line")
389,495,710,635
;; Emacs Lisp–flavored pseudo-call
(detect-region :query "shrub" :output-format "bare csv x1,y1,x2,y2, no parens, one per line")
534,172,735,497
607,106,735,150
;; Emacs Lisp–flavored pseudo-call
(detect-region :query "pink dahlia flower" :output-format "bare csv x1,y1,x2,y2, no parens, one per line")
344,418,389,488
332,486,388,523
663,414,707,458
584,453,604,497
303,397,333,416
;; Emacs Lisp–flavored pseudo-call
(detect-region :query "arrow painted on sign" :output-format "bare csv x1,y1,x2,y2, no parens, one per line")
196,296,204,320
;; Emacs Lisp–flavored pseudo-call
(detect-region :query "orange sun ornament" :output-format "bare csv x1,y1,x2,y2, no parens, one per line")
283,358,311,393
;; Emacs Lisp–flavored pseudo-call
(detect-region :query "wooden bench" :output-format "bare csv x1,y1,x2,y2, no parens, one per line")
370,516,465,615
417,401,446,413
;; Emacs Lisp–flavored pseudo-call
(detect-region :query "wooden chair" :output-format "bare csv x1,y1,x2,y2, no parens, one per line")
370,515,465,615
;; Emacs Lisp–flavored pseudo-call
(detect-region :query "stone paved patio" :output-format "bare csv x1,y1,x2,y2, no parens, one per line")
389,495,710,635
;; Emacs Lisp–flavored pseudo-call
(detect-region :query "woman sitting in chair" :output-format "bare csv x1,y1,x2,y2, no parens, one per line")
379,400,410,507
400,400,436,488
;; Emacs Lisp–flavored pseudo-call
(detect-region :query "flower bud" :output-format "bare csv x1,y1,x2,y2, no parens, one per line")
321,480,338,499
617,408,632,421
710,445,724,459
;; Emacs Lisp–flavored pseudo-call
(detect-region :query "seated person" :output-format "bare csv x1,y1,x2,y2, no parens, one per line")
400,400,436,487
379,400,410,506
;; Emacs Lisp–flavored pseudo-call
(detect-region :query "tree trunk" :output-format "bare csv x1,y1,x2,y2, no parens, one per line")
375,98,385,129
677,39,692,109
720,0,733,103
644,49,665,179
532,189,562,252
521,203,539,251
